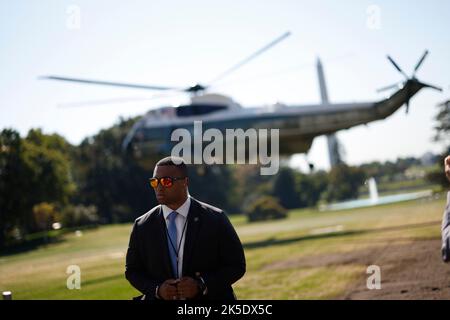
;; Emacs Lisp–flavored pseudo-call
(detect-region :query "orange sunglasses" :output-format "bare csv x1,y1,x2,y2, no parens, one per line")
149,176,186,188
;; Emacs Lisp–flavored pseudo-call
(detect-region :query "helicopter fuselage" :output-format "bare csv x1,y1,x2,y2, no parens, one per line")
124,79,429,167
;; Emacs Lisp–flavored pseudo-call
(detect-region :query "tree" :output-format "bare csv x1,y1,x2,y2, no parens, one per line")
426,101,450,189
232,164,273,212
33,202,59,232
72,116,153,223
23,129,75,208
434,101,450,146
296,170,328,207
71,116,241,222
188,165,237,213
61,205,99,228
272,167,301,209
0,128,74,247
0,129,29,247
323,163,366,202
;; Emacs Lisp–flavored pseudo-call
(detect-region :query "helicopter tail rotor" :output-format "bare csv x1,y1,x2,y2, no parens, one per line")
377,50,441,114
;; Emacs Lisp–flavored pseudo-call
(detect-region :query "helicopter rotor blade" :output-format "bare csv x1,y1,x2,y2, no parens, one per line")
386,55,409,79
56,93,182,108
40,76,181,91
41,32,291,95
376,82,402,93
207,31,291,85
420,81,443,92
412,50,429,77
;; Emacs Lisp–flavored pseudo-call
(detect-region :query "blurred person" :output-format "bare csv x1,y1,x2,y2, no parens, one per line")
442,155,450,262
125,156,246,300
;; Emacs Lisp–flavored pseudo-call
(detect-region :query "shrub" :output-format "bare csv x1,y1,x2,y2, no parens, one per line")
33,202,59,231
245,195,288,222
61,205,99,228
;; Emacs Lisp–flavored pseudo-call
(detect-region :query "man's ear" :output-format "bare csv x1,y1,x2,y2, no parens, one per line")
185,177,189,187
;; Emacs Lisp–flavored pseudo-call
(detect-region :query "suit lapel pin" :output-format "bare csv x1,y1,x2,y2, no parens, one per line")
194,217,199,222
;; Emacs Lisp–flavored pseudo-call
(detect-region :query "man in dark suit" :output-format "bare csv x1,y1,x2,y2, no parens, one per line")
442,155,450,262
125,156,246,300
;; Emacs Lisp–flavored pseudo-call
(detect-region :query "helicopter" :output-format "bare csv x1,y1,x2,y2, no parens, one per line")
40,32,442,169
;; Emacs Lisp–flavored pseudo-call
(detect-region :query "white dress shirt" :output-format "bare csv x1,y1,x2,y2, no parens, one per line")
161,196,191,278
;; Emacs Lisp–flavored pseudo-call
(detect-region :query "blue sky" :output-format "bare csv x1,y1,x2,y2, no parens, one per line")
1,0,449,170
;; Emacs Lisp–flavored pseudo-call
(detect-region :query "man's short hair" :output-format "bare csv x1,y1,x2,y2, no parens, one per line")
155,156,188,177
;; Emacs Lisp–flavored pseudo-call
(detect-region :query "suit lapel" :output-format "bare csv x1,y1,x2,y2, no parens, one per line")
182,198,201,276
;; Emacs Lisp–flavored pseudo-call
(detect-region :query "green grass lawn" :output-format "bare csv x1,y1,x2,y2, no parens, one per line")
0,194,446,299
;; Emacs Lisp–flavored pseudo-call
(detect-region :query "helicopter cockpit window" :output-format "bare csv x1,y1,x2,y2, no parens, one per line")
176,104,227,117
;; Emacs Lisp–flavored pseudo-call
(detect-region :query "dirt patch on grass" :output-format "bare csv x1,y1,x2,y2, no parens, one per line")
342,239,450,299
264,238,450,299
